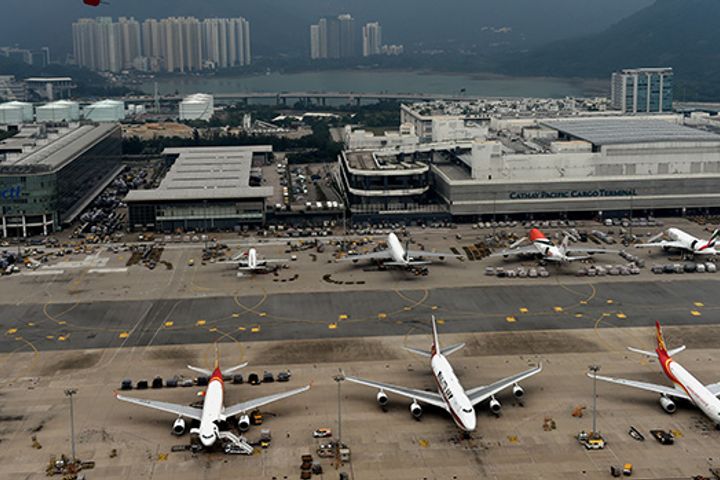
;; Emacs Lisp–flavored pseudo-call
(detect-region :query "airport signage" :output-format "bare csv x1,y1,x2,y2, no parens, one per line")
0,185,21,201
509,188,637,200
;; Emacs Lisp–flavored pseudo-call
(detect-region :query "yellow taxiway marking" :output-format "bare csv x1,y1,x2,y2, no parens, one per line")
338,314,348,320
251,326,261,333
418,439,429,448
436,318,445,325
58,320,67,325
6,328,17,335
237,326,246,331
196,320,206,326
164,321,174,327
519,307,528,314
328,323,338,330
259,312,267,317
694,302,705,307
232,313,241,318
602,312,611,317
616,313,627,319
27,322,34,327
506,316,517,323
208,327,218,333
580,300,588,305
58,335,67,342
118,332,129,339
403,306,412,311
691,310,702,317
553,306,564,313
671,429,683,438
377,313,387,319
507,435,519,444
431,305,438,311
606,299,614,304
575,313,584,318
46,335,54,340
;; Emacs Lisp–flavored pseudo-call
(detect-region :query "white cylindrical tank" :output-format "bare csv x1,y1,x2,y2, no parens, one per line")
36,100,80,122
179,93,214,121
84,99,125,122
0,105,24,125
0,101,33,122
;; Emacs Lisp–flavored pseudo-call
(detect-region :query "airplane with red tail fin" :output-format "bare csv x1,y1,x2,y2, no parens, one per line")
590,321,720,423
492,228,614,263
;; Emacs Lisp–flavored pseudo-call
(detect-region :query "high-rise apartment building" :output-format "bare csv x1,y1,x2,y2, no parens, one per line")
611,67,673,113
310,14,356,60
73,16,251,73
362,22,382,57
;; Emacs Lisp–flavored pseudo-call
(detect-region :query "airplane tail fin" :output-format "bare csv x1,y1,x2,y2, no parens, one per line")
404,240,411,263
655,320,668,354
430,315,440,356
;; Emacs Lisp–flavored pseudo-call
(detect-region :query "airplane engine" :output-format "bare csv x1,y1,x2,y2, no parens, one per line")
172,418,186,436
659,396,677,414
237,415,251,432
489,397,502,414
410,401,423,418
376,390,389,406
512,384,525,399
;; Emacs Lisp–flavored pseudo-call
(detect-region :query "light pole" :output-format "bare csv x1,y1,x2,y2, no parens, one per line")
588,365,600,437
64,388,78,463
333,373,344,468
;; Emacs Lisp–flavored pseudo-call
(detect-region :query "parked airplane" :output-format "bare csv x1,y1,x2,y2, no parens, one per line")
341,232,457,271
227,247,288,272
492,228,613,263
635,227,720,257
344,316,542,432
116,356,309,451
590,322,720,424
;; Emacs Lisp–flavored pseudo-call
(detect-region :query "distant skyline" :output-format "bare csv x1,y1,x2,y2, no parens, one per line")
0,0,653,58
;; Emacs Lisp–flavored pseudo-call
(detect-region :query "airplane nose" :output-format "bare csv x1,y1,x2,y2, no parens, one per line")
464,415,476,432
201,436,215,447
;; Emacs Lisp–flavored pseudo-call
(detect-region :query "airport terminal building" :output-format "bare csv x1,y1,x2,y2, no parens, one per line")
0,123,122,237
125,146,274,232
337,116,720,221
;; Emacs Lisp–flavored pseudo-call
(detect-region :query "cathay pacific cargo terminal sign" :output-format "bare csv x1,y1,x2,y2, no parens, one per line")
509,189,637,200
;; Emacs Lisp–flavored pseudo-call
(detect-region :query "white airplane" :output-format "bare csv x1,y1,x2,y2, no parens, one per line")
635,227,720,256
344,316,542,432
341,232,457,270
115,357,309,451
228,247,288,272
590,322,720,424
492,228,613,263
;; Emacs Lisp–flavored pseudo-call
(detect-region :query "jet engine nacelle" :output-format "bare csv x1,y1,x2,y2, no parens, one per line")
659,396,677,414
512,384,525,399
376,390,389,406
238,415,251,432
489,397,502,414
172,417,186,436
410,401,423,418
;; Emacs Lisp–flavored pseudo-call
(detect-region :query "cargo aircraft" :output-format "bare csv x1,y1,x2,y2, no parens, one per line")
344,316,542,432
635,227,720,257
116,356,309,452
492,228,613,263
341,232,457,272
590,322,720,424
228,247,288,272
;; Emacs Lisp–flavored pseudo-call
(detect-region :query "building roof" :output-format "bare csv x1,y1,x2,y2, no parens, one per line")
125,146,274,203
540,119,720,146
0,123,119,173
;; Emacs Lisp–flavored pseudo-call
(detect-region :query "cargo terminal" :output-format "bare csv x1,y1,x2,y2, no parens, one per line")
0,122,121,237
125,145,274,232
337,115,720,221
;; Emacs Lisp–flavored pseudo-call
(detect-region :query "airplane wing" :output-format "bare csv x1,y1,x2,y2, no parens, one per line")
589,374,690,400
339,250,393,262
464,365,543,407
490,245,538,257
115,393,203,420
344,375,446,409
565,247,617,255
223,385,310,418
261,259,288,265
704,383,720,396
405,250,456,259
635,241,685,250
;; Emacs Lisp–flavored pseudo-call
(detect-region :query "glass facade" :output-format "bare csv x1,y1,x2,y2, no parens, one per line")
128,199,266,232
613,69,673,113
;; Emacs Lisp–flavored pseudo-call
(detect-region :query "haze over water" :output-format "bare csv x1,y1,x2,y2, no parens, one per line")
141,70,597,98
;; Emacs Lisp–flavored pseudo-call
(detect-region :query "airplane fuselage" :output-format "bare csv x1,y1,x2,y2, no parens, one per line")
387,233,407,264
197,368,225,447
666,228,715,254
658,351,720,424
431,354,476,432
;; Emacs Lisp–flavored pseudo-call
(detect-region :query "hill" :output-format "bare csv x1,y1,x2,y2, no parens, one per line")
498,0,720,100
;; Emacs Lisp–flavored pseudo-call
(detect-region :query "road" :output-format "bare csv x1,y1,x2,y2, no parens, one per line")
2,278,717,353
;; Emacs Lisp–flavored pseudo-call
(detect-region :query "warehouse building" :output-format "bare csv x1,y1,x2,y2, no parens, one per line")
338,117,720,221
125,146,274,232
0,123,122,237
179,93,214,121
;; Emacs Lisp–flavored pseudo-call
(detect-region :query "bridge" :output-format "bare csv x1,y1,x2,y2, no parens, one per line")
123,91,484,106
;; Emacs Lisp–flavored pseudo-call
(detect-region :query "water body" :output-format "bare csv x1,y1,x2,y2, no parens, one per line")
140,70,597,99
